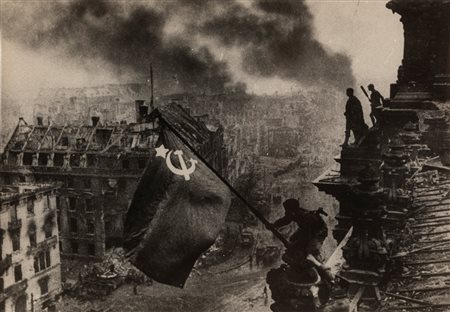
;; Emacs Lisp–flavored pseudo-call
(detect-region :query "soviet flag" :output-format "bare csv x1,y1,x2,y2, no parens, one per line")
123,126,231,288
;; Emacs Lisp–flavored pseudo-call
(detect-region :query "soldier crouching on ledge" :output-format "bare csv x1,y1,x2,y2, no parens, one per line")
273,199,334,285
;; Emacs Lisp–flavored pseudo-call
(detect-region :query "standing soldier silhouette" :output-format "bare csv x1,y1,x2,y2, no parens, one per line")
342,88,368,147
367,84,385,127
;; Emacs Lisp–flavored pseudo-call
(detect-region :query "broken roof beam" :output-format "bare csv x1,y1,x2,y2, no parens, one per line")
100,128,125,154
37,122,54,151
21,125,36,152
3,118,24,151
103,127,117,147
64,124,83,153
53,124,67,152
84,124,100,152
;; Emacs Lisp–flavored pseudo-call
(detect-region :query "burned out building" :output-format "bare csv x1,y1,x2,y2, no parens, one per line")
266,127,300,158
0,103,226,260
32,84,151,126
0,183,62,312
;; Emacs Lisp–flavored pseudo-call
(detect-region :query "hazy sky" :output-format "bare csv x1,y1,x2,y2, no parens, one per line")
1,0,403,100
309,0,403,97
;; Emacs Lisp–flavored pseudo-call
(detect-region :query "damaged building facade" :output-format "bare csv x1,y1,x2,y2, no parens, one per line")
0,183,62,312
165,90,343,213
173,91,342,161
0,103,226,260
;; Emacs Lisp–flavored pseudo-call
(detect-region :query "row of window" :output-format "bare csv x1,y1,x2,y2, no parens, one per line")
2,264,51,294
27,194,52,215
0,257,52,295
69,217,95,235
0,276,50,312
18,152,148,170
34,250,52,273
9,195,52,218
68,197,94,212
29,225,53,248
0,273,24,312
67,216,119,237
9,223,53,252
65,240,96,256
1,173,133,194
35,174,131,190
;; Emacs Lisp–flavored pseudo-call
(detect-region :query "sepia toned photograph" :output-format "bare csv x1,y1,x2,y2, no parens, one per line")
1,0,450,311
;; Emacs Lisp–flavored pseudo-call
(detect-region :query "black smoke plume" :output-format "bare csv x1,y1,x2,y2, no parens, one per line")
199,0,354,89
2,0,354,94
1,0,232,94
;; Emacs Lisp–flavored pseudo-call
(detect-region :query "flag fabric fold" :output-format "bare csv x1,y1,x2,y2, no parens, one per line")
123,127,231,288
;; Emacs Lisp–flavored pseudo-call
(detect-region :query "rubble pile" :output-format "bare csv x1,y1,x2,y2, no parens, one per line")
196,233,239,268
382,170,450,311
93,248,150,282
64,248,151,300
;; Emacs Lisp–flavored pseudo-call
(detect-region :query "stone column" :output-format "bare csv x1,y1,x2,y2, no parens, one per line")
387,0,450,102
432,2,450,101
340,166,388,277
423,114,450,165
381,136,409,197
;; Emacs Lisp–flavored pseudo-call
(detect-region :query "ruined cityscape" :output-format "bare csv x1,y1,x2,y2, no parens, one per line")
1,0,450,311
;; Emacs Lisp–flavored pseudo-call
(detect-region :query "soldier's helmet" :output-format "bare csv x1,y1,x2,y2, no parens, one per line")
283,198,301,215
368,84,375,90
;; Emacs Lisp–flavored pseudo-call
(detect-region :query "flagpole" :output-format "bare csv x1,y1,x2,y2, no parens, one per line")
158,113,290,248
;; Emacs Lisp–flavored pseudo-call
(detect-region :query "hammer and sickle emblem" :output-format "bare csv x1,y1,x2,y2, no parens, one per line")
155,145,198,181
166,150,198,181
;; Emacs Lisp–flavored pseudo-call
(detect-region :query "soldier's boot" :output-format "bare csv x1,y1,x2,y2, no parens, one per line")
370,112,376,127
341,130,350,147
355,128,368,146
311,285,321,309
